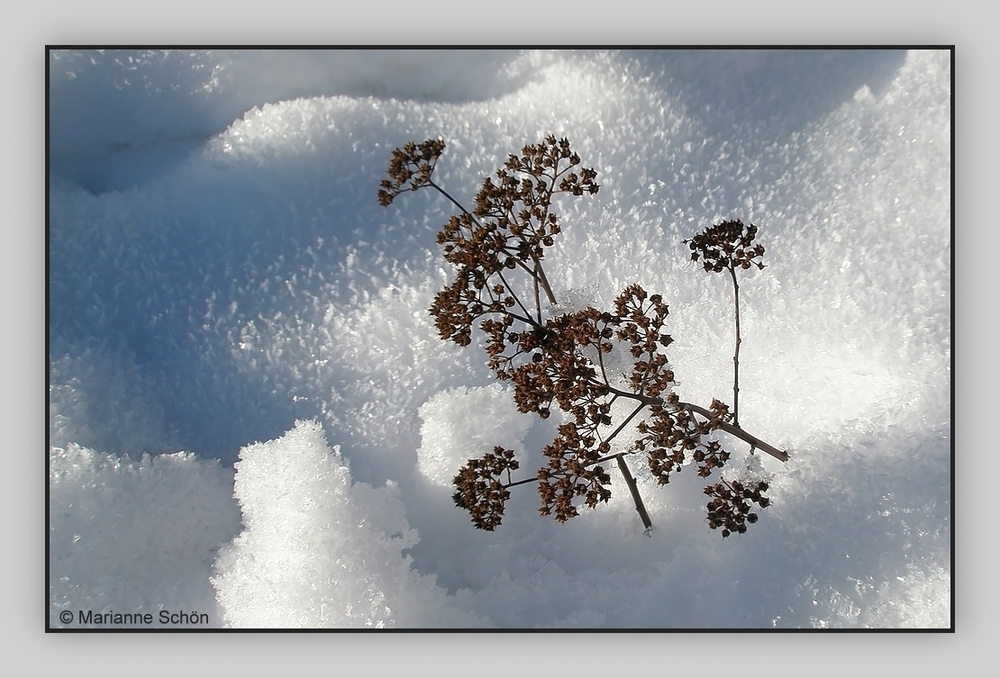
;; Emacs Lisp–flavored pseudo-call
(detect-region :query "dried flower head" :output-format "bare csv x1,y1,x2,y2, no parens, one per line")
685,218,765,273
428,135,599,348
537,423,613,522
452,446,520,531
704,479,771,537
377,139,447,207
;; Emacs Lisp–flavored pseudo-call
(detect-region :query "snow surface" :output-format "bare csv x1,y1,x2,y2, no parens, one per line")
48,48,950,628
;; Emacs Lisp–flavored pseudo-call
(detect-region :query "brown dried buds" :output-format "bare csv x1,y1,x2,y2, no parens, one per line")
704,479,771,538
452,446,520,531
428,135,598,346
491,285,678,523
684,218,765,273
537,423,613,522
377,139,447,207
636,398,733,485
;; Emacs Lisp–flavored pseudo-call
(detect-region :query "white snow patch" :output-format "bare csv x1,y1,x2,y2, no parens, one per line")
211,419,483,627
417,384,533,486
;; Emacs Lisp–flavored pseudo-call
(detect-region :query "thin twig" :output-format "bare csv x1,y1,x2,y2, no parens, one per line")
728,264,741,426
532,254,557,306
679,401,788,462
616,455,653,530
428,180,484,230
496,269,539,328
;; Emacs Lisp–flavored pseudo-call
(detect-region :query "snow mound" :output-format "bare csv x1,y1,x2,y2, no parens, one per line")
211,419,482,628
49,342,180,458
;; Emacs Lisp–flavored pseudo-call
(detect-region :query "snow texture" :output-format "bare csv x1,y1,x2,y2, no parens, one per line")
49,444,241,627
417,384,532,487
211,419,482,627
48,48,950,628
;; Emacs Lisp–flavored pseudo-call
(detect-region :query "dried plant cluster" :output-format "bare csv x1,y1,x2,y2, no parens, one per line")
379,136,787,537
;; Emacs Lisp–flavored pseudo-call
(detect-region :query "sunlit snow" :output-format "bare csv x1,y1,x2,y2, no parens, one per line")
48,48,950,628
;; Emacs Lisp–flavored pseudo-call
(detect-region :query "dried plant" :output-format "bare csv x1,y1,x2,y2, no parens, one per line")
684,219,765,426
379,136,787,536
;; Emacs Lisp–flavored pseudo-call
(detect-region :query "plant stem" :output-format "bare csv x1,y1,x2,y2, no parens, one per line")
428,180,483,229
679,401,788,462
600,401,648,445
504,451,651,529
615,455,653,530
428,178,557,313
532,254,557,306
496,269,539,327
503,400,785,500
728,264,741,426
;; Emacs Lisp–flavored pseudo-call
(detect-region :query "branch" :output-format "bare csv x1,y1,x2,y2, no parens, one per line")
728,264,741,426
428,180,485,230
678,401,788,462
615,455,653,530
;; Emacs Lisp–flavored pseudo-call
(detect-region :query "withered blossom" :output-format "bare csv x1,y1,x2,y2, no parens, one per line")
684,218,766,273
380,138,785,536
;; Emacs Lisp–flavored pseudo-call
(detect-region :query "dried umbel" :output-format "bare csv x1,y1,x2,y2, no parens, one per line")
427,135,598,347
377,139,446,206
451,446,519,531
379,137,787,536
704,479,771,538
637,398,733,484
537,423,613,522
685,218,765,273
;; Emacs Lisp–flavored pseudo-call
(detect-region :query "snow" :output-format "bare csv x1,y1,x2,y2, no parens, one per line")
211,419,482,627
47,48,951,629
49,443,241,627
417,385,533,487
